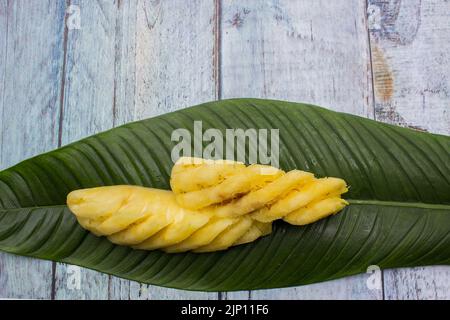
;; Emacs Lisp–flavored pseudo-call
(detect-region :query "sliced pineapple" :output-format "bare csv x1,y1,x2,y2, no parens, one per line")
132,209,210,250
251,177,348,223
174,164,284,210
194,217,254,252
171,158,348,225
67,184,272,253
76,217,104,236
67,185,135,219
284,197,349,225
233,221,272,246
208,170,314,218
108,213,172,245
165,217,238,253
107,190,181,245
171,157,246,193
67,157,349,253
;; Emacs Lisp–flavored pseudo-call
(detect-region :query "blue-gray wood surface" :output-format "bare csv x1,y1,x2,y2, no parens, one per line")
0,0,449,299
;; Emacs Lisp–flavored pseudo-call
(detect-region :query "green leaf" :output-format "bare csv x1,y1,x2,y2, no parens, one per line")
0,99,449,291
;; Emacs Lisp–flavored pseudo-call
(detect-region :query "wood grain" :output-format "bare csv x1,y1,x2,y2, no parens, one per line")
368,0,450,299
226,275,382,300
0,0,67,299
221,0,374,117
220,0,380,300
130,0,218,118
384,266,450,300
368,0,450,134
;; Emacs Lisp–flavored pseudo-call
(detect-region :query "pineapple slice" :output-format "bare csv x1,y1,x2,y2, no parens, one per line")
68,186,162,235
108,213,172,245
251,177,348,223
174,164,284,210
234,221,272,246
284,197,349,225
194,217,254,252
132,209,210,250
107,189,194,245
165,217,238,253
172,158,348,226
207,170,314,218
67,185,135,219
76,217,105,236
67,185,272,253
67,157,349,253
171,157,246,193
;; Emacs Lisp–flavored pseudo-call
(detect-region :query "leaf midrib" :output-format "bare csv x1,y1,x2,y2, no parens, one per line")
1,199,449,214
347,199,450,210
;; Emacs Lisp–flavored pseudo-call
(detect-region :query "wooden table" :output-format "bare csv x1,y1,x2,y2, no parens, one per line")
0,0,449,299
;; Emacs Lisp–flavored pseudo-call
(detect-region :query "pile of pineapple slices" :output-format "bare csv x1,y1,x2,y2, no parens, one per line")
67,157,348,253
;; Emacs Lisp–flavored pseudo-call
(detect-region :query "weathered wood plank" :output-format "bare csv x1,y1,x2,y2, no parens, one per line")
111,282,218,300
221,0,374,117
111,0,138,127
368,0,450,299
130,0,219,118
384,266,450,300
0,0,67,298
54,0,117,300
368,0,450,134
107,0,220,299
221,0,380,299
227,274,382,300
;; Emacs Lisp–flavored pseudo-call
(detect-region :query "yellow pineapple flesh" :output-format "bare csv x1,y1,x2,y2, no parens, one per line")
67,157,349,253
194,217,254,253
67,185,269,253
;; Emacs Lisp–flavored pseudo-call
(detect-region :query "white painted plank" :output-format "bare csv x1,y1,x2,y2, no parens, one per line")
111,282,218,300
108,0,219,299
368,0,450,134
221,0,380,299
368,0,450,299
384,267,450,300
0,0,67,299
112,0,138,127
54,0,117,300
131,0,219,118
0,1,5,107
109,280,219,300
221,0,374,117
228,274,382,300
